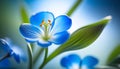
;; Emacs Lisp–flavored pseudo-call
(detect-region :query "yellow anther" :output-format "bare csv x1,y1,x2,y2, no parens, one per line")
48,20,51,25
48,20,51,23
40,20,45,26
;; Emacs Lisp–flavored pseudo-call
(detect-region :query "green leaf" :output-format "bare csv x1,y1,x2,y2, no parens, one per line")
106,44,120,64
66,0,82,16
20,6,29,23
43,16,112,66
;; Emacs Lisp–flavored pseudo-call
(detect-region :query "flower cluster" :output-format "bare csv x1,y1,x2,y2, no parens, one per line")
61,54,99,69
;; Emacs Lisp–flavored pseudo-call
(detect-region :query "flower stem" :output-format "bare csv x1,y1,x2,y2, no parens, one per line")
0,53,10,62
27,43,33,69
66,0,82,16
39,48,48,69
33,48,44,65
30,43,34,53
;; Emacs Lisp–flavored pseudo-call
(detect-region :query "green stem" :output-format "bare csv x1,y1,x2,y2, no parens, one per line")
66,0,82,16
39,48,48,69
33,48,44,65
30,43,34,53
39,49,60,69
27,43,33,69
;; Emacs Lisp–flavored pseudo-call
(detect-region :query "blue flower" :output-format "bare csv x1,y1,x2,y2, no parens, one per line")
0,59,10,68
19,12,72,47
61,54,98,69
0,38,25,63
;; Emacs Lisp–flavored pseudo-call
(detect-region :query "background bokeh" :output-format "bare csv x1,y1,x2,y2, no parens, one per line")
0,0,120,69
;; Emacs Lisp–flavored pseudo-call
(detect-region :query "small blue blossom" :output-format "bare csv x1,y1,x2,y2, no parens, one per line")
0,38,25,63
19,12,72,47
61,54,98,69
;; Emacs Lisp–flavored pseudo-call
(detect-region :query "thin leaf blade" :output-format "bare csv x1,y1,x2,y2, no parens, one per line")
66,0,82,16
107,44,120,64
108,55,120,68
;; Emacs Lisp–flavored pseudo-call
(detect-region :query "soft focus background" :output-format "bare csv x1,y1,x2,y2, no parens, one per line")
0,0,120,69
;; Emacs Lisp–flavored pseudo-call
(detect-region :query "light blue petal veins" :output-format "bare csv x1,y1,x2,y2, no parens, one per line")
30,12,54,27
19,24,41,42
50,31,70,44
61,54,81,68
82,56,99,68
51,15,72,33
37,39,52,47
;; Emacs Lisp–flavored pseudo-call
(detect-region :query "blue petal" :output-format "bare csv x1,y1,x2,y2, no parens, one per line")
37,39,52,47
68,54,81,65
30,12,54,27
61,56,72,68
0,59,10,68
50,31,70,44
61,54,81,68
12,52,20,63
11,46,26,63
19,24,41,42
25,38,37,43
82,56,99,68
0,39,11,53
51,15,72,33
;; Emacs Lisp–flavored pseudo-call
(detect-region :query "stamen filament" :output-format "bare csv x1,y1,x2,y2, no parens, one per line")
40,20,52,41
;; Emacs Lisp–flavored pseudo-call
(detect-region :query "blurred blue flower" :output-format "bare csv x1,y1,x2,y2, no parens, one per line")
0,38,25,63
19,12,72,47
61,54,98,69
0,58,10,68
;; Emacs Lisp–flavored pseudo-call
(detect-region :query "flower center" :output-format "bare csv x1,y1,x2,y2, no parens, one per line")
40,20,52,41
